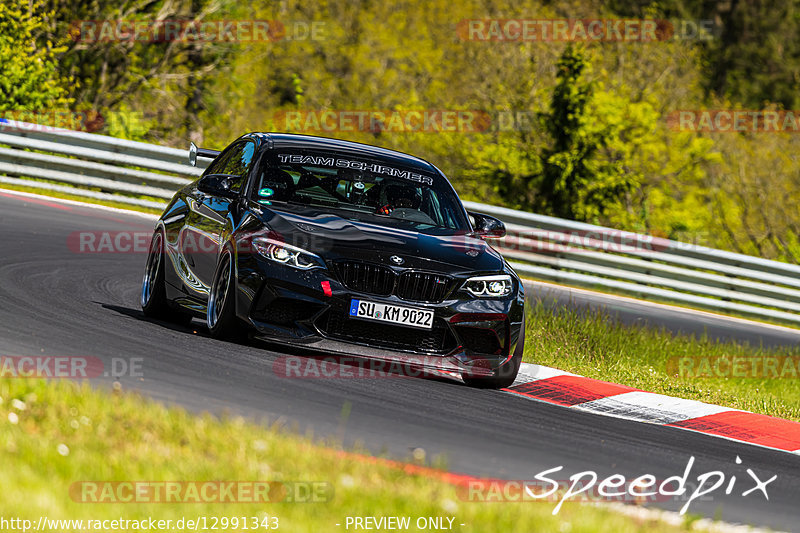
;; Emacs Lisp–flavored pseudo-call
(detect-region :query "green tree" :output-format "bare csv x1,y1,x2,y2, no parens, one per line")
41,0,233,142
0,0,71,111
610,0,800,109
536,45,641,221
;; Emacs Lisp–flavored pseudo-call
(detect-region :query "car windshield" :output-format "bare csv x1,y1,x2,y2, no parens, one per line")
251,151,469,230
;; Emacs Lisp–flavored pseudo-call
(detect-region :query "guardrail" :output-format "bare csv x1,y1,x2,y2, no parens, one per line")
1,118,799,326
0,119,205,209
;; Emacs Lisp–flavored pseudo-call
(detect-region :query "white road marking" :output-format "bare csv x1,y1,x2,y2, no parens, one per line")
573,391,737,425
512,362,576,386
0,187,159,221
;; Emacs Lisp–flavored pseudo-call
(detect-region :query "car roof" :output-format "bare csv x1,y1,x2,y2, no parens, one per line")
242,132,439,174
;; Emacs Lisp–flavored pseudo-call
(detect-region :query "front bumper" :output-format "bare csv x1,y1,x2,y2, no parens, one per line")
235,256,525,376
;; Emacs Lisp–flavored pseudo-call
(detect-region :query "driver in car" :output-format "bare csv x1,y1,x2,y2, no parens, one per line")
376,183,421,215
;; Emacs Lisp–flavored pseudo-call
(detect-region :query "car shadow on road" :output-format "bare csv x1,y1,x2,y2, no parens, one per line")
258,338,463,386
97,301,463,386
98,302,207,336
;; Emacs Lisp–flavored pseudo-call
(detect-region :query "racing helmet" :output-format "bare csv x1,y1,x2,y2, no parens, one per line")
384,182,421,210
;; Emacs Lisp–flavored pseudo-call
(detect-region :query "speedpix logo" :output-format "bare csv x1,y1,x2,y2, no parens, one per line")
460,456,776,515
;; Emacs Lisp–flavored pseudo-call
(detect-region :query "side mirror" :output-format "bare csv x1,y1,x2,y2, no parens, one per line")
188,142,221,167
469,211,506,238
198,173,239,199
189,142,198,167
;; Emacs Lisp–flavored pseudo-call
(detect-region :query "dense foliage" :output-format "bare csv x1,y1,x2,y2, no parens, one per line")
0,0,71,111
4,0,800,262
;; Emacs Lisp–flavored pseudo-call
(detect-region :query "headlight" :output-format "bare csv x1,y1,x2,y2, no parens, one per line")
461,275,512,298
252,237,326,270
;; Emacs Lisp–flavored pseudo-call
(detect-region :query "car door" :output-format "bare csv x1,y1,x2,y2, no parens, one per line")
181,140,256,294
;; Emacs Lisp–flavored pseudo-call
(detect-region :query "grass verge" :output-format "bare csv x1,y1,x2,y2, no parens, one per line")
523,299,800,422
523,276,800,332
0,378,692,532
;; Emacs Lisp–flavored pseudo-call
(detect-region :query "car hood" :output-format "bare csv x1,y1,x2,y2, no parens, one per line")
250,205,506,274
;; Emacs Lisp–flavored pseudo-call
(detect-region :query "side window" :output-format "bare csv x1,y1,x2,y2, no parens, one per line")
203,151,230,176
222,141,256,192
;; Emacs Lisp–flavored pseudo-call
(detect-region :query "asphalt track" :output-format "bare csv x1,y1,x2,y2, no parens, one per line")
1,190,799,531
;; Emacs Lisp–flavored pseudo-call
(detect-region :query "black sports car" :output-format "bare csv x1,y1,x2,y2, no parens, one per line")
141,133,525,388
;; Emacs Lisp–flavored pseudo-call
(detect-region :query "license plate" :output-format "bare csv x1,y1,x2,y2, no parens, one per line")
349,299,434,330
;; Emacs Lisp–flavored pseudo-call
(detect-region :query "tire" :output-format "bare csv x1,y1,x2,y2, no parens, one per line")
462,314,525,389
141,229,192,325
207,248,249,342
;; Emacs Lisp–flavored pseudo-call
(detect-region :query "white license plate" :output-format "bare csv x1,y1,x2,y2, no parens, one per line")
348,299,434,330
